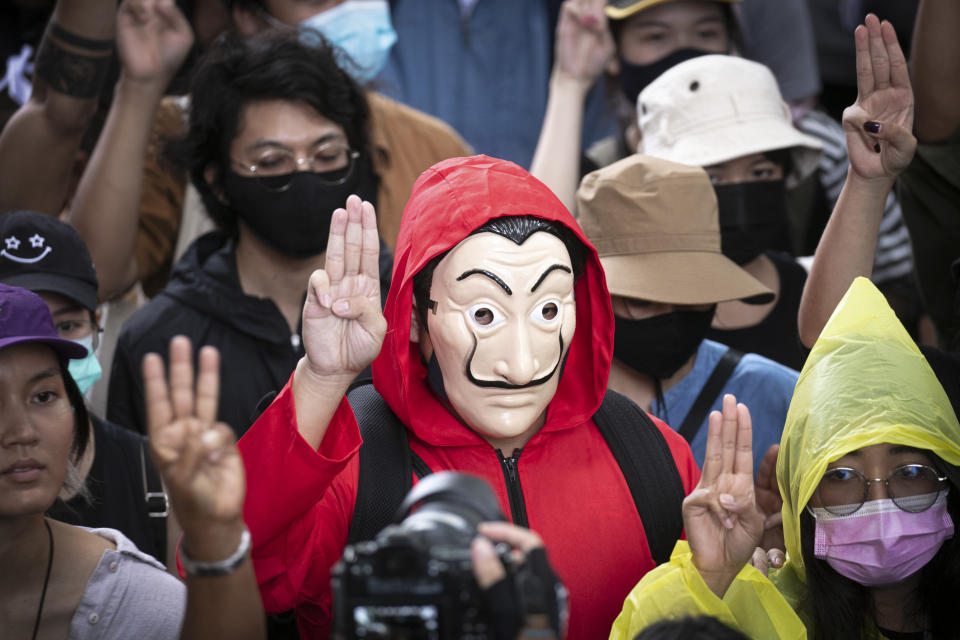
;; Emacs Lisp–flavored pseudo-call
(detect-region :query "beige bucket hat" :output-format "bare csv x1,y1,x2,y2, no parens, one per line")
577,154,774,305
605,0,740,21
636,54,823,187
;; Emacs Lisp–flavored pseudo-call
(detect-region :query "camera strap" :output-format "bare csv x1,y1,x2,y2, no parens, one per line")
593,390,686,565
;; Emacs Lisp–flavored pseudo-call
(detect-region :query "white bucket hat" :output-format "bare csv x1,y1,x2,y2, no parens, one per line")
636,54,823,187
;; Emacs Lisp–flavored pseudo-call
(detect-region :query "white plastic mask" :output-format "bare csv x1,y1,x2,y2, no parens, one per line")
424,231,576,443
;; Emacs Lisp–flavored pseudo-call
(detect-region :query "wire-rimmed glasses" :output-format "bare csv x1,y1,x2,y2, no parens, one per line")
815,464,948,516
232,140,360,192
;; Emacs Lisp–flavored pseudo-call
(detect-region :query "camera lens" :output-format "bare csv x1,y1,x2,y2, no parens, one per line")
382,547,419,576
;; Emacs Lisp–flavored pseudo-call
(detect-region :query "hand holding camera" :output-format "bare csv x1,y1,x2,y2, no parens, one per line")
473,522,568,640
332,472,567,639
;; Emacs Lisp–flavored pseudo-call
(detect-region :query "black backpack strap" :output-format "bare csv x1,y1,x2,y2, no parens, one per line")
593,390,686,565
139,440,168,559
346,383,431,545
677,348,744,444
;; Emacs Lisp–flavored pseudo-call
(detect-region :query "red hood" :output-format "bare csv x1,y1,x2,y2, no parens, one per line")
371,155,613,447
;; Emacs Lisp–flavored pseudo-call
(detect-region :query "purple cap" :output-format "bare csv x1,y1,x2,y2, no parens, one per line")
0,283,87,360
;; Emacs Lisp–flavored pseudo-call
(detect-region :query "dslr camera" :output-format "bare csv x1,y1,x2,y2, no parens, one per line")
331,472,561,639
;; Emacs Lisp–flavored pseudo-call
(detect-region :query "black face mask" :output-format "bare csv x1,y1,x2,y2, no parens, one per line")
714,179,791,265
613,307,715,380
223,163,369,259
619,48,711,107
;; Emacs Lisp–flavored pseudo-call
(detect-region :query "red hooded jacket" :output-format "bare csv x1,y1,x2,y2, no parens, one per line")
239,156,700,638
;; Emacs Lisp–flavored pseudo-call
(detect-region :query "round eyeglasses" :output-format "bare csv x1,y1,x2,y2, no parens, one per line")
815,464,948,516
232,141,360,192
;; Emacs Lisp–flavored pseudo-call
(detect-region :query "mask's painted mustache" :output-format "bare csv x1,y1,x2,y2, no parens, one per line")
465,331,564,389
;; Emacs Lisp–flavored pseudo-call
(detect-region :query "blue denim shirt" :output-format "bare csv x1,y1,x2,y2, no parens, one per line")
377,0,615,167
651,339,799,477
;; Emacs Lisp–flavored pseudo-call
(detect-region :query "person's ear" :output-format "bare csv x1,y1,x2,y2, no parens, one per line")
231,6,268,36
94,307,103,327
410,306,421,344
410,301,435,362
204,164,229,204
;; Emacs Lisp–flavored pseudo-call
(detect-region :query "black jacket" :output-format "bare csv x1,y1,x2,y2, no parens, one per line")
48,415,166,561
108,231,392,437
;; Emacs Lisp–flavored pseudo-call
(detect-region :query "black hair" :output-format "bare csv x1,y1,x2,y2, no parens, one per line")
797,456,960,639
58,356,90,465
167,29,374,237
632,615,750,640
411,215,588,330
762,148,794,182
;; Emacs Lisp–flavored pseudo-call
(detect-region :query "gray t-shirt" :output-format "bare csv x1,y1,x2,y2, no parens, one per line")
69,527,185,639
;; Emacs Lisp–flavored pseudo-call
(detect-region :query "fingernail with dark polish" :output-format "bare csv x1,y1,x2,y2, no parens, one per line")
864,121,881,133
874,143,881,153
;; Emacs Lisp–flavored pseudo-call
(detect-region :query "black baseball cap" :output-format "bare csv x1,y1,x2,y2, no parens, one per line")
0,211,99,311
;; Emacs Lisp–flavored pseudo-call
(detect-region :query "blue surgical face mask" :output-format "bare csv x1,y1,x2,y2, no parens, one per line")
68,334,102,395
299,0,397,85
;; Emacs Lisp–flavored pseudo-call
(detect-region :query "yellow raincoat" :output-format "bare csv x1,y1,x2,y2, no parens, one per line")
609,278,960,639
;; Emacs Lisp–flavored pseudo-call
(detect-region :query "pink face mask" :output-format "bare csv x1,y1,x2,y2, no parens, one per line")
810,493,955,586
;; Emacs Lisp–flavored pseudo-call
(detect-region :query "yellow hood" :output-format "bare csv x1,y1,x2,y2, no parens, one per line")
777,277,960,583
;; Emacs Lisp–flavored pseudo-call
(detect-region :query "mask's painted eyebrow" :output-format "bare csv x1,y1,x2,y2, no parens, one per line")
531,264,572,293
456,269,512,295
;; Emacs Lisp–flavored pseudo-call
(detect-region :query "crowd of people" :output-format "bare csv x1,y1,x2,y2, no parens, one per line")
1,0,959,638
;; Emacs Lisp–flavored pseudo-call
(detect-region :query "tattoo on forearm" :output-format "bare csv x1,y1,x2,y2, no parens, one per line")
34,27,114,99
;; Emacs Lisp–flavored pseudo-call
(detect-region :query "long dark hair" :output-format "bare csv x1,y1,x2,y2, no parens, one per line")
798,457,960,639
59,357,90,463
57,356,91,502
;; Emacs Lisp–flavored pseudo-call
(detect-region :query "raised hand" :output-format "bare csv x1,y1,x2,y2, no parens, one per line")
301,195,387,379
755,443,785,555
554,0,615,88
683,394,765,598
843,14,916,182
117,0,194,88
143,336,246,558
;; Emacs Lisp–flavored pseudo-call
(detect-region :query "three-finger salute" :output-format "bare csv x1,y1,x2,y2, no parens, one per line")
294,195,387,448
683,394,765,598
